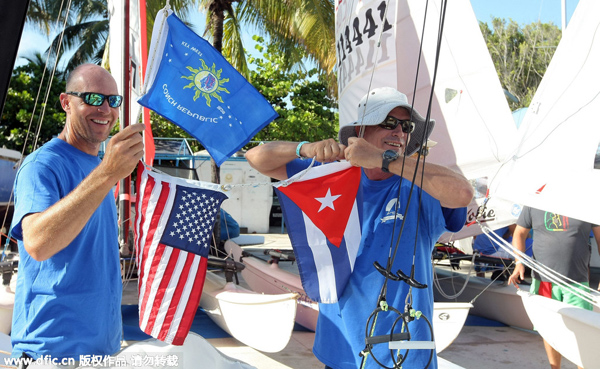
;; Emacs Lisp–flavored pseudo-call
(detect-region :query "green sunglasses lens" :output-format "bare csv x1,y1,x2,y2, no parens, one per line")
85,93,105,106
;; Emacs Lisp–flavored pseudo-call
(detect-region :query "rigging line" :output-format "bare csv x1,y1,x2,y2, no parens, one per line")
479,223,600,307
32,0,74,153
432,253,478,301
2,0,74,238
356,0,391,140
386,0,449,286
376,0,436,296
360,2,447,367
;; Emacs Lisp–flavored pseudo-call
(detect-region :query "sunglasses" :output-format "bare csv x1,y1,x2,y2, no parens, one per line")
66,91,123,108
378,116,415,133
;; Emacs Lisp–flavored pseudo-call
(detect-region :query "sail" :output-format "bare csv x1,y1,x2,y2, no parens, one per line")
489,0,600,225
0,1,30,117
335,0,519,239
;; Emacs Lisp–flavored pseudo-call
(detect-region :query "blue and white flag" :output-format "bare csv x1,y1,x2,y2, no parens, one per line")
139,12,278,166
274,162,363,303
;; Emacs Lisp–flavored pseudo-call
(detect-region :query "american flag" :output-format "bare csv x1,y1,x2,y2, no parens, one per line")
134,164,228,345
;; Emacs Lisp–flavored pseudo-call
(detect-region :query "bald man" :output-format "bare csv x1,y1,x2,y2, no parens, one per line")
10,64,144,363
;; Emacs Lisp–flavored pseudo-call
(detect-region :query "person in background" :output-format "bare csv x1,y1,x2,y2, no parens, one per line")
508,205,600,369
10,64,145,366
245,87,473,369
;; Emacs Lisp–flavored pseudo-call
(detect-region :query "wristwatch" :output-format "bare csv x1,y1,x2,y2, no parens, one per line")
381,150,399,173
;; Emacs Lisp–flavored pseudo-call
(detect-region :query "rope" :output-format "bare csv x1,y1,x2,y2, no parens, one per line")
477,220,600,308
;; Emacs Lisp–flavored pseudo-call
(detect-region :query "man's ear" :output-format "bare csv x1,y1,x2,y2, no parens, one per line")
59,93,70,112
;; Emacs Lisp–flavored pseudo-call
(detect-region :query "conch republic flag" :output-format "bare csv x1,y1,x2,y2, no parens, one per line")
139,11,278,166
134,163,228,344
274,162,362,303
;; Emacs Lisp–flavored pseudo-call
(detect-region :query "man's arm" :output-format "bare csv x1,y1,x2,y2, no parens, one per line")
21,124,145,261
344,137,473,208
245,139,346,180
507,224,530,287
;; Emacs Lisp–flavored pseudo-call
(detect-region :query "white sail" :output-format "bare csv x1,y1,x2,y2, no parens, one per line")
335,0,519,239
489,0,600,226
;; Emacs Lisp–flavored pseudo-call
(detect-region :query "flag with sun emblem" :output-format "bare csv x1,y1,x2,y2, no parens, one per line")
274,162,363,303
139,12,278,166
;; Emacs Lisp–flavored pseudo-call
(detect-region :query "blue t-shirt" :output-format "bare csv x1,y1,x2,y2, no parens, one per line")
472,226,509,255
287,160,466,369
10,138,122,360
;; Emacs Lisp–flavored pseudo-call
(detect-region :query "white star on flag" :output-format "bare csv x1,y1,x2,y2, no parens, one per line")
315,188,341,212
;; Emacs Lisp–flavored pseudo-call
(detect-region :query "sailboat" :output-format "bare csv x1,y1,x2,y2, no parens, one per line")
224,239,472,353
334,0,523,350
337,0,519,242
487,0,600,367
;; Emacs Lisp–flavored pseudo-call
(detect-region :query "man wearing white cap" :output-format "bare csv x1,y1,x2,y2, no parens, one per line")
246,87,473,368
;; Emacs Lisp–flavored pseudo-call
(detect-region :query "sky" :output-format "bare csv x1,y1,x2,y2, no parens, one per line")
15,0,581,67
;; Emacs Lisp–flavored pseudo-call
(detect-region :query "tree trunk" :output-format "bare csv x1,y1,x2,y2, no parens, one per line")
209,4,226,253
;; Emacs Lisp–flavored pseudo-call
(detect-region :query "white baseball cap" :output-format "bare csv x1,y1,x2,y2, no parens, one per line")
338,87,435,156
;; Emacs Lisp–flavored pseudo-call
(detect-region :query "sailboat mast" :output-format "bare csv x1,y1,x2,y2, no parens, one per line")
561,0,567,33
118,0,132,255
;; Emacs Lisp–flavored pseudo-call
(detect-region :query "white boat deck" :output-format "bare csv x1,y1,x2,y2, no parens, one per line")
121,232,580,368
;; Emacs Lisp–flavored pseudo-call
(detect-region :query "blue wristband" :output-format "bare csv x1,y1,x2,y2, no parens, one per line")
296,141,309,159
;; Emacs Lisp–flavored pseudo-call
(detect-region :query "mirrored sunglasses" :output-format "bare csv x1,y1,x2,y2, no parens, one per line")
66,91,123,108
378,116,415,133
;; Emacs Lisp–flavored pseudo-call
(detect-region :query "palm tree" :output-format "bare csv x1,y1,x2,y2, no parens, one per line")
26,0,336,88
26,0,198,73
200,0,336,93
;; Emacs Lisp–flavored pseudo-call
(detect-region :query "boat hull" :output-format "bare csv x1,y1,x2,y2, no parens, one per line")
226,240,471,352
225,240,319,332
434,266,533,330
199,270,298,353
519,290,600,368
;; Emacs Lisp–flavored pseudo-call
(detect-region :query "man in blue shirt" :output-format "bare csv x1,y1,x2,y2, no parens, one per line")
10,64,145,364
246,87,473,368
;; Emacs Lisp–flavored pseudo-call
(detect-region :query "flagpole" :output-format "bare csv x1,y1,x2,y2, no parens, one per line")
119,0,132,256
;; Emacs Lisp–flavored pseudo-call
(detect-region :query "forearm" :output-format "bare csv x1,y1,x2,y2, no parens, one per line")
511,226,529,261
22,166,118,261
245,139,346,180
388,157,473,208
245,142,299,180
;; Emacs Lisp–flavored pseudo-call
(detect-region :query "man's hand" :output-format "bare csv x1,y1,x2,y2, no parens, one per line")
344,137,383,169
99,123,145,184
301,139,346,162
507,263,525,288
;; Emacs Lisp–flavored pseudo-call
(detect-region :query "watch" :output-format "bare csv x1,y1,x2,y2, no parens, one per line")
381,150,399,173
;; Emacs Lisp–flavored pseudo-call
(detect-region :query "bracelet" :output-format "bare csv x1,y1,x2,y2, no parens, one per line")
515,260,522,265
296,141,309,159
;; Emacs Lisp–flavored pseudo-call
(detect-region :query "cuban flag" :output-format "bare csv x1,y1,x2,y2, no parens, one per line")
134,163,228,344
139,11,278,166
274,162,362,303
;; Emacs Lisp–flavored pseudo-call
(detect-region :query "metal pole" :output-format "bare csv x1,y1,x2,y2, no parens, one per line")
119,0,132,256
561,0,567,33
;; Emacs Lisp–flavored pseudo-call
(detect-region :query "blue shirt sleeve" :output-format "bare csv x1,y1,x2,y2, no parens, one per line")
441,206,467,233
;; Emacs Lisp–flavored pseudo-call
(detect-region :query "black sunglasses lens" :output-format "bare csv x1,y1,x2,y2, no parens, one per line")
380,117,399,130
402,121,415,133
380,117,414,133
108,95,123,108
